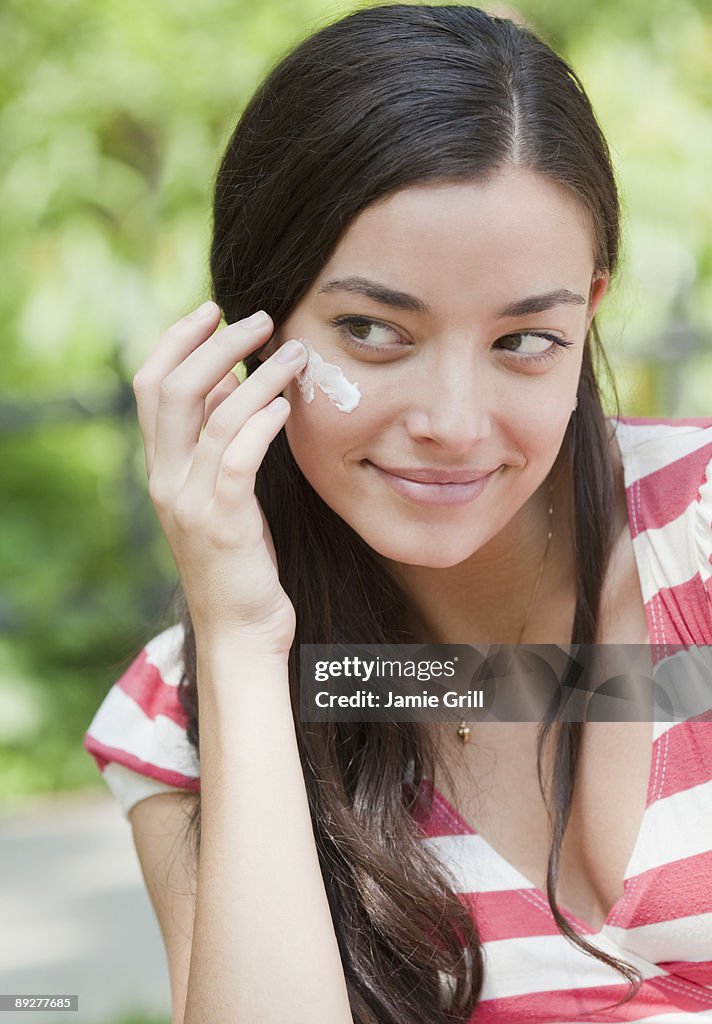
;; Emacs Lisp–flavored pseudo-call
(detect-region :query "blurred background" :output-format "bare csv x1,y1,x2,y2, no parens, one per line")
1,0,710,1020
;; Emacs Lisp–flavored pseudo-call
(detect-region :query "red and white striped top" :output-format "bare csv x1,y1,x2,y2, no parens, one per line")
84,416,712,1022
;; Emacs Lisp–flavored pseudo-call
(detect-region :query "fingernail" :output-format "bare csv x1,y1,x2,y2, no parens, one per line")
275,339,307,363
186,300,217,320
240,309,270,329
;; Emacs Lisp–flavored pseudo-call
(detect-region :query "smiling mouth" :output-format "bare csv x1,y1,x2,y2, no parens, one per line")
366,461,501,484
365,461,501,506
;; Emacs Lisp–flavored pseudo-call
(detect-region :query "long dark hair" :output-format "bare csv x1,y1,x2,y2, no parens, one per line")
173,6,637,1020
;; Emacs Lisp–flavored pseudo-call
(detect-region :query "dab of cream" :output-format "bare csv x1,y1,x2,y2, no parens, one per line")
294,339,361,413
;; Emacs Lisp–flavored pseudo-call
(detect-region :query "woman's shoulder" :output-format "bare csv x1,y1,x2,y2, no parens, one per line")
83,622,201,818
609,415,712,478
609,415,712,518
609,415,712,640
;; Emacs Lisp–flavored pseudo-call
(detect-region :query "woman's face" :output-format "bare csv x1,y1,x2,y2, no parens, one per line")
267,168,609,569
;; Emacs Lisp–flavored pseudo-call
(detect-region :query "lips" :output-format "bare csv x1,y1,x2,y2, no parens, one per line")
369,463,499,484
367,461,500,507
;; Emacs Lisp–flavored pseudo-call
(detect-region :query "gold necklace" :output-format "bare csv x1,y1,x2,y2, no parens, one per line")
457,480,554,744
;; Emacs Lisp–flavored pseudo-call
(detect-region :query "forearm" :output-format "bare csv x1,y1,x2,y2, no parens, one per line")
182,644,354,1024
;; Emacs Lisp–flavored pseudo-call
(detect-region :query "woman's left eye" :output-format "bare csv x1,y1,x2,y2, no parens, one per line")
494,332,574,362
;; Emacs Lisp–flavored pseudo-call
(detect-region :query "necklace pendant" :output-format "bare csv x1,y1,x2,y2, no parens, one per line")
457,720,471,743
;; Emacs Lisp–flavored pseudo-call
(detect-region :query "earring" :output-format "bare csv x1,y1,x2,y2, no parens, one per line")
573,395,579,411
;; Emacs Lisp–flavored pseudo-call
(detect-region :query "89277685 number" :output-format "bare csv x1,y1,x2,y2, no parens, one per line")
0,995,78,1011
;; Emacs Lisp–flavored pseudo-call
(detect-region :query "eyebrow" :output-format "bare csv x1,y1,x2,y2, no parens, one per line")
316,276,587,318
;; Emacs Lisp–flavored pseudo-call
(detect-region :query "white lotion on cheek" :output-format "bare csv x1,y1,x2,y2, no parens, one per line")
294,339,361,413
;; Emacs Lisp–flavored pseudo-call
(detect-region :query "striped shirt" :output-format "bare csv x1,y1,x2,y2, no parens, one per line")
84,416,712,1021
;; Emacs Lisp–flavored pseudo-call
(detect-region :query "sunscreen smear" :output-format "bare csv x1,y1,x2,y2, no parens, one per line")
294,339,361,413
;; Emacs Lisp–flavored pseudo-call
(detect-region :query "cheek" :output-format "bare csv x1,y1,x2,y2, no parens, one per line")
282,377,354,478
281,358,389,444
509,407,571,462
500,367,579,433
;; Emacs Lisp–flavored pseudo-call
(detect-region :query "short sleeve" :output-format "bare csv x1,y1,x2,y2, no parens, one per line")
611,417,712,647
83,623,200,818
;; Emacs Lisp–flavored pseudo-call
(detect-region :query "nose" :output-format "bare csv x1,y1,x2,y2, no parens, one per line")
405,355,494,451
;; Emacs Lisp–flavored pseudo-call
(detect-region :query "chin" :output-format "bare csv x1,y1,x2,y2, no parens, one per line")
360,529,481,570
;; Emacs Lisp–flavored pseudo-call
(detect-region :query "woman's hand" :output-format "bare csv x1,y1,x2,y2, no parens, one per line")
132,301,309,658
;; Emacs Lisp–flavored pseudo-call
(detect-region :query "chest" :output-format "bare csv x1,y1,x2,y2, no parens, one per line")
435,716,654,933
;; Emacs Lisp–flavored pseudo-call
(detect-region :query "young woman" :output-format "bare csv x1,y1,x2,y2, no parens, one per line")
84,5,712,1022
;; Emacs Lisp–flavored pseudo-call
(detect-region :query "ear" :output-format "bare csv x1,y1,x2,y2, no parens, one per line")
586,271,610,329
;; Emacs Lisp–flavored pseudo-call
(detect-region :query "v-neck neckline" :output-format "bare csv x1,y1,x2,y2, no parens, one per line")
429,724,657,936
425,425,664,935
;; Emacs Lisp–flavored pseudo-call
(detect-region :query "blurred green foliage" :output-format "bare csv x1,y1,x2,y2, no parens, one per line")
1,0,710,800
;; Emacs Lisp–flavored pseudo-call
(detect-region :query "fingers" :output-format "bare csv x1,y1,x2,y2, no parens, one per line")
203,370,241,429
134,305,273,481
151,313,278,487
211,397,291,531
177,341,309,506
133,301,223,475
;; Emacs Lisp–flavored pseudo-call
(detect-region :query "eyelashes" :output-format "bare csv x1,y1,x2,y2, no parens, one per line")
330,317,401,353
329,315,574,364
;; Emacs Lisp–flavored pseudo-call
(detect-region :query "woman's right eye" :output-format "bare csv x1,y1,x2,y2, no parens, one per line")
329,316,406,353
